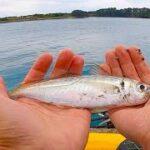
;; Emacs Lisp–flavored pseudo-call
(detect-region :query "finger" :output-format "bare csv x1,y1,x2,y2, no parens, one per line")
128,47,150,84
115,45,141,81
100,64,111,75
106,50,123,76
23,53,53,84
0,76,8,97
68,55,84,75
50,49,74,79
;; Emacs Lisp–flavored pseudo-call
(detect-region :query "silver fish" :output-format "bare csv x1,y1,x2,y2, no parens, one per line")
9,75,150,112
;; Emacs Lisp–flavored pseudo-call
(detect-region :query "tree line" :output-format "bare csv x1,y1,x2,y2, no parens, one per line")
0,13,70,23
72,8,150,18
0,8,150,23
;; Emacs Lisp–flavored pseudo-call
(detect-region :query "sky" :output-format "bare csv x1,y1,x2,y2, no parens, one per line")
0,0,150,17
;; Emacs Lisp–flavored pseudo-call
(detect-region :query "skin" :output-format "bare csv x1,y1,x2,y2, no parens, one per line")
0,49,91,150
100,45,150,149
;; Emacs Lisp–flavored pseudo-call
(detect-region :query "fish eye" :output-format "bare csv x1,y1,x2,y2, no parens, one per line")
137,84,147,92
140,84,145,90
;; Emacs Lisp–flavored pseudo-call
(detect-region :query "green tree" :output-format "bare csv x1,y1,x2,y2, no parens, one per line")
71,10,88,18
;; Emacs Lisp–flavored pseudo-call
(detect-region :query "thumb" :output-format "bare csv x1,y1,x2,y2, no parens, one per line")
0,76,8,97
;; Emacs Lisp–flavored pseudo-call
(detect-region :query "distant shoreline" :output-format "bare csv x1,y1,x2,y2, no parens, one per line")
0,7,150,24
0,14,74,24
0,16,74,24
0,16,149,24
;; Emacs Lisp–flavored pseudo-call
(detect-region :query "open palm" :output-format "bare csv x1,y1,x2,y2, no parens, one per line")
0,49,90,150
100,45,150,149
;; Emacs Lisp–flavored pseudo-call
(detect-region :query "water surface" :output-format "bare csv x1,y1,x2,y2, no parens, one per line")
0,17,150,89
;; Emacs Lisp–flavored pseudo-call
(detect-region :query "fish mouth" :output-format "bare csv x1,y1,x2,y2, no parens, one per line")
147,86,150,92
144,91,150,103
143,85,150,102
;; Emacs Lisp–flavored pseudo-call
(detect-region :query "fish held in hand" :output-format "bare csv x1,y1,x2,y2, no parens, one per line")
9,75,150,112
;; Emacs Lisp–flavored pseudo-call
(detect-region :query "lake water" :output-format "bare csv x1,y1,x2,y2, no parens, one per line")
0,17,150,90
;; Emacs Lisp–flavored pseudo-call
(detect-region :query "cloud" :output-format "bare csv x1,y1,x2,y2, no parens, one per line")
0,0,38,17
0,0,149,17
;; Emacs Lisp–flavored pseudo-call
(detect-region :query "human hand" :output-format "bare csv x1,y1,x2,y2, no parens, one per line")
0,49,91,150
100,45,150,149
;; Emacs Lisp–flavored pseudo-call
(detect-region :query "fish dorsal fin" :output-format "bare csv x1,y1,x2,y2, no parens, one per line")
89,63,101,75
